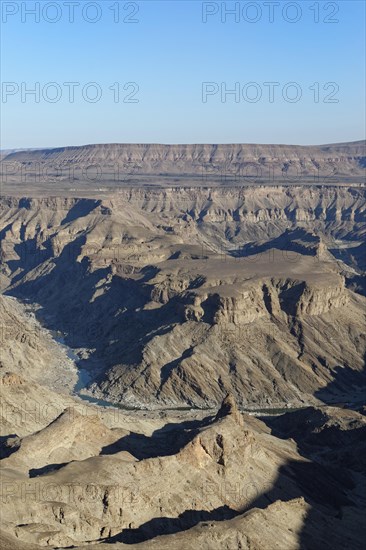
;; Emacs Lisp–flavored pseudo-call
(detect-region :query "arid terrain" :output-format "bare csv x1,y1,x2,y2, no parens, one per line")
0,142,365,549
1,141,365,195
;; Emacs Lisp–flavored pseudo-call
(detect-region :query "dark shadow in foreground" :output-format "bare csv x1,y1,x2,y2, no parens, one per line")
105,506,237,544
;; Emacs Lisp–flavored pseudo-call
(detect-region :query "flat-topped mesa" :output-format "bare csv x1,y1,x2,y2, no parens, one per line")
3,141,365,179
212,290,267,325
182,273,348,327
295,280,348,316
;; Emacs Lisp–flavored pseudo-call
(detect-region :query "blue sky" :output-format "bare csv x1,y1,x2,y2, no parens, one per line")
1,0,365,147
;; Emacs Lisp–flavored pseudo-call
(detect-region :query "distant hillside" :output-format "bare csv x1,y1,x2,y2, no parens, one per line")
2,141,365,182
0,141,366,196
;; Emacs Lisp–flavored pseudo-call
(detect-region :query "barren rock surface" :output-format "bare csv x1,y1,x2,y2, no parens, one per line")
0,146,365,548
1,186,364,408
1,373,365,549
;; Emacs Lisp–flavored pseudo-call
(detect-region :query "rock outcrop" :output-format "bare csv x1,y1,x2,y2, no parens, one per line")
1,393,364,549
0,187,365,408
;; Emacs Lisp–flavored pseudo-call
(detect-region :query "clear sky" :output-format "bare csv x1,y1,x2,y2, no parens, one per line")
1,0,365,148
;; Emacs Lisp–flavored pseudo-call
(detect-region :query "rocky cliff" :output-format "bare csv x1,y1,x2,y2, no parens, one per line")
0,186,365,408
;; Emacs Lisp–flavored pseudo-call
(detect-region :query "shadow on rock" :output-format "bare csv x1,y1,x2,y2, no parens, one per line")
101,414,215,460
105,506,238,544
